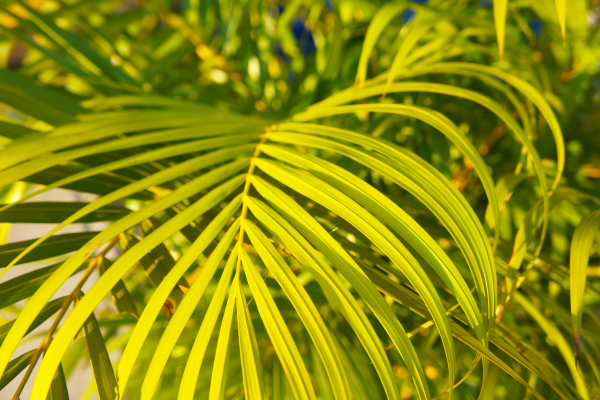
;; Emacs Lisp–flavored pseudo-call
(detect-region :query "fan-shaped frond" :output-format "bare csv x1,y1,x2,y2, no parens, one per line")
0,1,598,400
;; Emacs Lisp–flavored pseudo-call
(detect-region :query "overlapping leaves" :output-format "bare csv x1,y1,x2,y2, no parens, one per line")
0,1,597,400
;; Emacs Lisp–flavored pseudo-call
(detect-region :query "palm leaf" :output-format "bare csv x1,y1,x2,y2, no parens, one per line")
0,1,595,399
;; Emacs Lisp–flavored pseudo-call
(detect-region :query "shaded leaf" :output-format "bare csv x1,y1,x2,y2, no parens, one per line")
0,262,87,309
0,349,35,391
0,202,130,223
76,293,118,400
0,232,99,269
0,297,65,347
98,258,139,319
47,363,69,400
141,217,190,289
118,232,184,319
570,209,600,364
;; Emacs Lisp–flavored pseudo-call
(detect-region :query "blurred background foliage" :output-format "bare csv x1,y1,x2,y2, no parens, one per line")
0,0,600,399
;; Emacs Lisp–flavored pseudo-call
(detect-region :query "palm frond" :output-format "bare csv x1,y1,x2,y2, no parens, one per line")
0,1,599,400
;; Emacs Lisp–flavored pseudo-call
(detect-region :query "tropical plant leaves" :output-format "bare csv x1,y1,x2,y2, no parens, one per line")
0,97,575,400
0,232,99,270
570,210,600,364
47,363,69,400
98,258,139,319
554,0,567,44
0,1,591,399
244,190,404,400
272,123,498,340
178,246,240,399
244,218,351,399
493,0,508,59
240,247,318,400
0,262,85,309
0,298,65,347
75,292,118,400
0,349,35,391
515,292,589,400
0,202,130,223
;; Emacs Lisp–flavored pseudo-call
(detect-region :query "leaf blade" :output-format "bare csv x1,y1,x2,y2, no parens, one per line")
138,218,241,400
250,175,427,400
178,246,240,400
274,124,496,339
355,3,408,87
244,218,351,400
76,295,118,400
493,0,508,59
239,248,317,400
207,271,238,400
554,0,567,44
245,192,403,400
235,274,268,400
570,209,600,364
255,158,456,395
17,172,245,399
259,144,484,345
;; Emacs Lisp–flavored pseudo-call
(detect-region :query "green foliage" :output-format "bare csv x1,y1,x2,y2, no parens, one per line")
0,0,599,399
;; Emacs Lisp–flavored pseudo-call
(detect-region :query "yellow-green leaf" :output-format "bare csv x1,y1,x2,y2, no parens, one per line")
243,218,350,400
117,202,241,398
250,175,427,400
47,363,69,400
355,2,408,87
178,246,240,400
207,272,237,400
98,258,139,319
76,293,118,400
554,0,567,44
570,209,600,365
493,0,508,59
239,247,317,400
515,292,588,400
0,350,35,391
245,190,403,400
19,173,245,400
139,216,241,400
235,276,268,400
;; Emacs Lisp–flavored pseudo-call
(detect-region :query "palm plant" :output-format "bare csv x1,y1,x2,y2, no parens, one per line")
0,0,599,399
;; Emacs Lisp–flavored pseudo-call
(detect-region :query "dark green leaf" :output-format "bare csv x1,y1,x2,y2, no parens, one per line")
98,258,139,319
0,232,99,268
76,293,118,400
0,349,35,391
0,297,65,346
0,203,131,223
47,363,69,400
